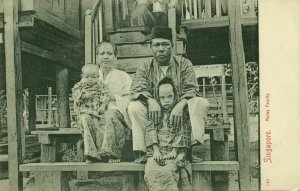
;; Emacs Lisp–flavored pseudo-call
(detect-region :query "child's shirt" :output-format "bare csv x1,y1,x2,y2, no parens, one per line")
145,107,191,156
72,80,110,118
152,0,168,13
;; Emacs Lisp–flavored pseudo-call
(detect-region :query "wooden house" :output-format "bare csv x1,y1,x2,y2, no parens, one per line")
1,0,257,190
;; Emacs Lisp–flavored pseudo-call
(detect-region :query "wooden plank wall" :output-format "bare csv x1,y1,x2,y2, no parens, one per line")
37,0,80,29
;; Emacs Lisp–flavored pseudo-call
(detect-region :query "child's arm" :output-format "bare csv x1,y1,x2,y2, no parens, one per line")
152,143,162,162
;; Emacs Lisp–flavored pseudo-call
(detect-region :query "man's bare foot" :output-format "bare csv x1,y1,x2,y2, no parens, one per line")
192,155,203,163
85,155,100,163
134,155,148,163
108,158,121,163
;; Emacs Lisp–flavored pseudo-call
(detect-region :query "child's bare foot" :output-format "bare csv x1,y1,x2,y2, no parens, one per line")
192,155,203,163
108,158,121,163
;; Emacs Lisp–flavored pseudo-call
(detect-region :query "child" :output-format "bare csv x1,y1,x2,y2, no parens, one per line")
72,63,110,162
144,77,192,191
145,77,191,164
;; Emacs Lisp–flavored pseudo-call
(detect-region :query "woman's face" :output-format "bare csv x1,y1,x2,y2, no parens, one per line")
96,43,117,71
159,84,175,110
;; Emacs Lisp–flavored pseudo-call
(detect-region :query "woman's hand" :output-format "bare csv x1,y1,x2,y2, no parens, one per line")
147,98,161,124
169,99,187,128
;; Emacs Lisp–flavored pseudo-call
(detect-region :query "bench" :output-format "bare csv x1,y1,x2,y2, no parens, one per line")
19,161,239,191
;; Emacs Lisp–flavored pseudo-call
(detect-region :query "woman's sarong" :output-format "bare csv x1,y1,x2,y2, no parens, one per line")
79,109,126,160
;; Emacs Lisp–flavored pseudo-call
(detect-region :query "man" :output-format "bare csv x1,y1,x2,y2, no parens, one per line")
128,26,209,163
130,0,182,34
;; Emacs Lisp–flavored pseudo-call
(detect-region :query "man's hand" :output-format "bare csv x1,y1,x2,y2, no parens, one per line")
170,99,187,128
147,98,161,124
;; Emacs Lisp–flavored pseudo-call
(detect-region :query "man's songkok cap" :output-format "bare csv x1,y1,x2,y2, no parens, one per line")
151,26,172,41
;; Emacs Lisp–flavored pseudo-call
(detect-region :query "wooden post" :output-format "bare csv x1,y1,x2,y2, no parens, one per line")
168,7,177,55
205,0,212,18
228,0,251,190
56,66,71,128
0,44,5,91
221,66,229,123
193,0,198,19
3,0,24,190
28,73,37,132
47,87,52,125
216,0,222,17
99,3,103,42
115,0,120,29
85,10,92,64
103,0,114,33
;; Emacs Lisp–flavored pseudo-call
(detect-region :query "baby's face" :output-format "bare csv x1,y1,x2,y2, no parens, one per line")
82,68,98,83
159,84,175,109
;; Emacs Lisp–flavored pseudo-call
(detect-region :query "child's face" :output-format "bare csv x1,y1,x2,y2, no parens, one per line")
159,84,175,109
82,67,98,83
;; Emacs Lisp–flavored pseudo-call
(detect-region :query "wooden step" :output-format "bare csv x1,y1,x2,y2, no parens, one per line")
116,41,185,58
110,31,147,44
19,161,239,172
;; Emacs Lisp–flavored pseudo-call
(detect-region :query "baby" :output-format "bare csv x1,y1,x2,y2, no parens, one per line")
72,63,110,117
145,77,191,165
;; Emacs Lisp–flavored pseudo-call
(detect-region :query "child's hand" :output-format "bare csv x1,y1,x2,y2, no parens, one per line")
153,150,165,166
164,148,177,160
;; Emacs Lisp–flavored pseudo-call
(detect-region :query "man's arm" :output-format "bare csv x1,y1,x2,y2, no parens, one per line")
178,57,199,100
130,61,153,102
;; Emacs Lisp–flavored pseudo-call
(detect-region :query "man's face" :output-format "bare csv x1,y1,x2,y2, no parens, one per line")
159,84,175,110
96,43,117,71
151,38,172,65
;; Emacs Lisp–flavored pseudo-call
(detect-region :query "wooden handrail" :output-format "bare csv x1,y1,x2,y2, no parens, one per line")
85,0,104,64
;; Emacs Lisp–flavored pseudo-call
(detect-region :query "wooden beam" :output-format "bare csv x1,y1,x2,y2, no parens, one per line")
181,16,257,29
3,0,24,190
228,0,251,190
56,66,71,128
20,41,81,71
19,161,239,172
0,12,35,29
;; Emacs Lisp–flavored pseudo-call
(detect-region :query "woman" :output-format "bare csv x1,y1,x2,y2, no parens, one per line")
74,41,132,163
96,41,133,162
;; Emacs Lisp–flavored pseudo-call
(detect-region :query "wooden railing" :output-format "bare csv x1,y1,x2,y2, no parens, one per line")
85,0,104,65
181,0,257,21
35,88,76,128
